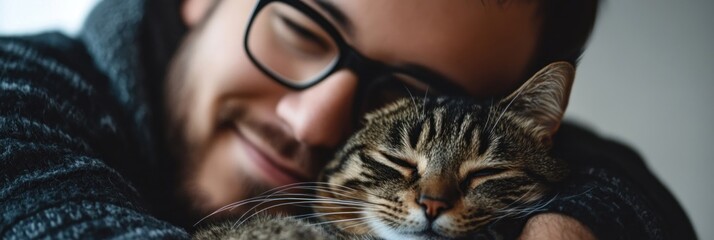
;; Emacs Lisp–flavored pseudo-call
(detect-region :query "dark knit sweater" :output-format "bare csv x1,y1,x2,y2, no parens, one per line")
0,0,696,239
0,32,188,239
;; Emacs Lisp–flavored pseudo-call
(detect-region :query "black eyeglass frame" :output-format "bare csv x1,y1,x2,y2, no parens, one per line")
244,0,469,96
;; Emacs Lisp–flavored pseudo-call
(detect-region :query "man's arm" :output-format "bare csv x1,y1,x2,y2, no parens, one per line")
520,213,596,240
515,122,696,240
0,34,188,239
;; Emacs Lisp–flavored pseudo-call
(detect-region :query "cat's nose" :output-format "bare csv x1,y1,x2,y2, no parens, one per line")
418,195,452,220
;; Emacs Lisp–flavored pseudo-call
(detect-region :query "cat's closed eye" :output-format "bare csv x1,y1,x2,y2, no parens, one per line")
466,168,506,179
381,153,417,171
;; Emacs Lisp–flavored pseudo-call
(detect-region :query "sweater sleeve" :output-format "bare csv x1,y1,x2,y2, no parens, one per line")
536,123,697,240
0,34,189,239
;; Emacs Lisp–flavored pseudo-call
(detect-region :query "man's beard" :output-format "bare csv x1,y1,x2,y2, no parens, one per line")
162,25,333,226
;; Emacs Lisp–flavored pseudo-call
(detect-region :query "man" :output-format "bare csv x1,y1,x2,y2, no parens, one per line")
0,0,695,239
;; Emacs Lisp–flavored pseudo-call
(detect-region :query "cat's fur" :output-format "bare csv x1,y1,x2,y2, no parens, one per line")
194,62,575,240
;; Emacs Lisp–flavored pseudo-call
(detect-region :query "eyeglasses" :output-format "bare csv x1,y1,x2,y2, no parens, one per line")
244,0,469,117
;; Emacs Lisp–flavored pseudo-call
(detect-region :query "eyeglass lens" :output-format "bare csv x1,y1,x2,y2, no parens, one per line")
247,1,439,118
247,2,340,86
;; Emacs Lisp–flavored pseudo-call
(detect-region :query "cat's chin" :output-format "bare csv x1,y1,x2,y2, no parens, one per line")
361,216,481,240
367,222,458,240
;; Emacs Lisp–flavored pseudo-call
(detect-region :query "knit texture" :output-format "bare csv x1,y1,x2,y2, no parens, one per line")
546,123,696,239
0,0,696,239
0,33,189,239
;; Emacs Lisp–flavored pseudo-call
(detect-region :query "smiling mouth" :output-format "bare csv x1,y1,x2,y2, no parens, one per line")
228,125,310,186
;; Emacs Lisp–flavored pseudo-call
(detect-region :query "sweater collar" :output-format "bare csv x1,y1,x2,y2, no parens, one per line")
79,0,186,167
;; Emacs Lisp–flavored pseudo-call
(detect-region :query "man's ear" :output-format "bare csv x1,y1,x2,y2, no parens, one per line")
182,0,216,27
497,61,575,144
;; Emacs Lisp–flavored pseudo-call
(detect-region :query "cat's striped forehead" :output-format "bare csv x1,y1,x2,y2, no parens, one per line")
359,97,508,174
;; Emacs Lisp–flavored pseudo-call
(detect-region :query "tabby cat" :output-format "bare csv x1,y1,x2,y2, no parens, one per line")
194,62,575,240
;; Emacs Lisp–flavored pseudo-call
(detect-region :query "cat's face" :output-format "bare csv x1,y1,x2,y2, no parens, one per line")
316,62,574,239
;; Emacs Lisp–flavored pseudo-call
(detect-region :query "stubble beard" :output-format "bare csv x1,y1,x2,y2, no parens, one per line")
163,26,332,224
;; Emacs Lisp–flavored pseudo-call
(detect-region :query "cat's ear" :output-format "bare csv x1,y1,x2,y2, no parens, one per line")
498,62,575,144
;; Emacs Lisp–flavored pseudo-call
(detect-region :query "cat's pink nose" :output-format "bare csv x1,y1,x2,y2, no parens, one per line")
418,196,451,219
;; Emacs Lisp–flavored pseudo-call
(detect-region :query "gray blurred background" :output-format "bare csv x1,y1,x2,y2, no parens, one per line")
1,0,712,238
569,1,713,239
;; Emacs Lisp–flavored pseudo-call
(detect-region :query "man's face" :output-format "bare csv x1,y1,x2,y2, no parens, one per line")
166,0,541,215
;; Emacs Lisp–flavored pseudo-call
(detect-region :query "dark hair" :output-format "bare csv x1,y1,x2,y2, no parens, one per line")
142,0,187,84
527,0,599,77
138,0,197,228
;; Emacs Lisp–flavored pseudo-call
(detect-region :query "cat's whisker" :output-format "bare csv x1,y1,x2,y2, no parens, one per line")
230,193,379,217
482,185,541,225
526,193,560,215
498,185,539,211
261,182,355,198
470,214,493,223
489,84,527,134
228,183,378,225
462,217,492,231
227,197,330,217
264,185,361,202
266,179,386,201
493,189,590,220
290,182,387,201
268,192,382,208
283,185,369,202
560,187,595,200
403,86,420,116
306,190,389,209
493,193,560,222
339,218,379,233
339,220,369,231
230,195,378,213
488,107,505,135
298,199,381,212
305,181,369,193
249,192,362,203
484,97,494,130
225,193,319,209
494,188,592,222
264,181,376,200
249,181,326,196
494,206,524,220
194,182,379,227
200,194,375,227
243,181,357,199
293,211,365,220
422,87,429,118
233,201,305,228
233,199,378,228
194,190,297,226
310,215,380,226
307,205,372,211
203,182,336,217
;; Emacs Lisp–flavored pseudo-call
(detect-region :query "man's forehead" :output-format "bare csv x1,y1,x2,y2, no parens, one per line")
309,0,542,97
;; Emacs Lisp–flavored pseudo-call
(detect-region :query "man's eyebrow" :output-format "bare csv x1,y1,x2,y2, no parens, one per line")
314,0,353,35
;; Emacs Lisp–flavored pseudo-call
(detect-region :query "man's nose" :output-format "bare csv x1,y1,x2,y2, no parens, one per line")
276,70,358,148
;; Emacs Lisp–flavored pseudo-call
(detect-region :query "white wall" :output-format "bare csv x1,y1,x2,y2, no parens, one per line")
1,0,712,238
568,1,713,238
0,0,98,36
